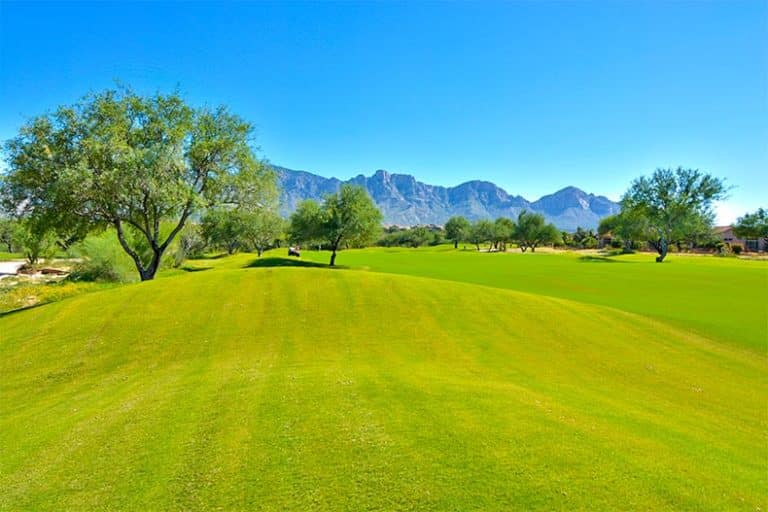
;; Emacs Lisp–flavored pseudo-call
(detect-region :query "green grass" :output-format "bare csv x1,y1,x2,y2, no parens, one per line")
0,252,23,261
283,246,768,352
0,280,111,315
1,259,766,510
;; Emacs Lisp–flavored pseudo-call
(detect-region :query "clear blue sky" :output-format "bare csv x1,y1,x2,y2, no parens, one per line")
1,1,765,222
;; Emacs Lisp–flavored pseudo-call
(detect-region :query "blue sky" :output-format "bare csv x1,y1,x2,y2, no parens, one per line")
1,1,765,222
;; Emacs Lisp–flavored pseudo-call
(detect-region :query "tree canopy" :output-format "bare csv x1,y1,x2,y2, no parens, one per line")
289,185,382,266
0,88,275,280
620,168,726,262
492,217,515,251
598,210,649,253
733,208,768,245
514,211,560,252
467,219,494,251
444,216,470,249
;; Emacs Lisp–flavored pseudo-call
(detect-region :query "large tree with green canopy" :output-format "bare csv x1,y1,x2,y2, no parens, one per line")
289,184,382,266
620,168,727,262
1,88,275,280
514,210,561,252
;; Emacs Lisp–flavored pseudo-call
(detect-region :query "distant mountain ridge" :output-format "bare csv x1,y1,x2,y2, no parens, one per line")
274,166,620,230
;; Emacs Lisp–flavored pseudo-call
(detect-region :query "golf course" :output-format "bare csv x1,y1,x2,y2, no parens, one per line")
1,248,766,510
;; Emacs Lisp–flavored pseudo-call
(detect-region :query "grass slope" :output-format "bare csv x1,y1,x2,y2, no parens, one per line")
1,266,765,510
279,247,768,351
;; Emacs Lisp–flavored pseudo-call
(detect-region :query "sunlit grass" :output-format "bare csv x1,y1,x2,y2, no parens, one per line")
1,262,766,510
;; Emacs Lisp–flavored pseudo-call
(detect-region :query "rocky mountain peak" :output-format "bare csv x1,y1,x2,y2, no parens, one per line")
275,166,619,230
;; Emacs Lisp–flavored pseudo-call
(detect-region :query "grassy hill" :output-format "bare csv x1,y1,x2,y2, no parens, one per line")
1,262,766,510
287,247,768,351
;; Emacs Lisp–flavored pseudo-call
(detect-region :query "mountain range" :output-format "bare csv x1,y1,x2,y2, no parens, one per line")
274,166,620,230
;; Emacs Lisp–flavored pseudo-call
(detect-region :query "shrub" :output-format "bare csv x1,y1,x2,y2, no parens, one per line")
731,244,743,255
173,224,207,266
68,232,136,282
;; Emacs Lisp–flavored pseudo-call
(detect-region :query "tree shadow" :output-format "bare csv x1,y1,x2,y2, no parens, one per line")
245,257,340,269
578,255,626,263
188,253,229,260
0,302,46,318
179,265,213,272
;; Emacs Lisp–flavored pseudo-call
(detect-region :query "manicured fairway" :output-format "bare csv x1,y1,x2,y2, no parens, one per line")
1,264,766,510
286,247,768,352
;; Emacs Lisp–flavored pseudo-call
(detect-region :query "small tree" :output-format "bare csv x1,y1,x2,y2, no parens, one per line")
444,216,470,249
201,208,246,255
492,217,515,251
621,168,727,262
733,208,768,250
11,219,57,265
572,227,598,249
514,210,560,252
244,210,285,257
599,210,649,253
289,185,382,266
1,88,275,280
468,219,494,251
174,223,207,265
0,217,18,253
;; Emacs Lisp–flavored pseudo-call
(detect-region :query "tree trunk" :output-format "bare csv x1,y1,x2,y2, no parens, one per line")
137,249,162,281
655,238,668,262
531,245,536,253
454,240,458,249
257,247,263,257
330,250,337,266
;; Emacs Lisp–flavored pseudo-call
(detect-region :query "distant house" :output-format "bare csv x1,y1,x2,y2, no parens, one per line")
714,226,766,252
598,231,613,248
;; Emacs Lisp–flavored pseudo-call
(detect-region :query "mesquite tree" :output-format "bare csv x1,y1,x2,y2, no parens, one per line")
444,216,470,249
514,210,560,252
1,88,274,280
621,168,726,262
289,185,382,266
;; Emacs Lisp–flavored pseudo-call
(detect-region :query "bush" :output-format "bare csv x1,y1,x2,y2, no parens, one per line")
731,244,743,255
171,224,206,267
68,231,136,282
377,226,445,248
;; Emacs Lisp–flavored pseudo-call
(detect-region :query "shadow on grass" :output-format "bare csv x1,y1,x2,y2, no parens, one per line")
578,255,626,263
0,302,46,318
188,253,229,260
244,257,343,269
179,265,213,273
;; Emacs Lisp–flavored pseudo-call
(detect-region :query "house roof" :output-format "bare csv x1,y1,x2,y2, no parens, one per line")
713,225,733,234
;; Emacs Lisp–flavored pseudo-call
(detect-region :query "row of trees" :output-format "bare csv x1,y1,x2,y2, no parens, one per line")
444,211,561,252
377,225,446,248
0,87,755,276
